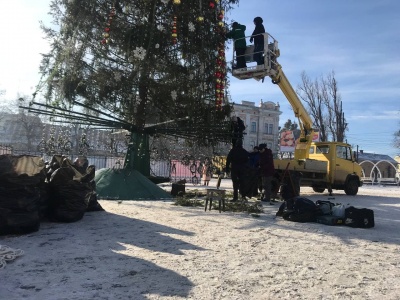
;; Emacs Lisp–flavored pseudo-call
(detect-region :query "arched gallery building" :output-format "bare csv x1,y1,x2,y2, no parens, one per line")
357,151,399,184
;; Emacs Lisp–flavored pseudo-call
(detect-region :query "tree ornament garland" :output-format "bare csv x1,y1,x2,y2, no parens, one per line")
172,16,178,44
214,7,226,110
172,0,181,44
101,4,116,45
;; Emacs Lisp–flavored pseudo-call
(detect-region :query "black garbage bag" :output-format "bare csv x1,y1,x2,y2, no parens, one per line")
37,181,50,219
0,184,40,211
86,189,104,212
0,207,40,235
0,155,45,235
47,167,91,222
80,165,103,212
85,173,104,212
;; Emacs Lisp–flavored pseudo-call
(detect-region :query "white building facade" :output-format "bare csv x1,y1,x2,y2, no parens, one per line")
232,100,281,153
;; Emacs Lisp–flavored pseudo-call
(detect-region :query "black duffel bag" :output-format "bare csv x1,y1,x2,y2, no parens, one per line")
344,206,374,228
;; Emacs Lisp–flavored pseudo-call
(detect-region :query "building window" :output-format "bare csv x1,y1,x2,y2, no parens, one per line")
251,121,257,133
264,123,268,134
264,123,273,134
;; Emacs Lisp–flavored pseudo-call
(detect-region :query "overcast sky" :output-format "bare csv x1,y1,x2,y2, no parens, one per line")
1,0,399,157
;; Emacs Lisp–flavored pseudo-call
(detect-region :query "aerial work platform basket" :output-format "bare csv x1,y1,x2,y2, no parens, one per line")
231,32,280,81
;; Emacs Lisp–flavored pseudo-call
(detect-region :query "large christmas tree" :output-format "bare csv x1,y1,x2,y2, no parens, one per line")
36,0,238,177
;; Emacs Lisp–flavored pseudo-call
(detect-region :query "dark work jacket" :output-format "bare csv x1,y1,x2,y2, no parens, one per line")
259,148,275,177
226,146,249,170
226,24,247,49
248,152,260,168
250,23,265,45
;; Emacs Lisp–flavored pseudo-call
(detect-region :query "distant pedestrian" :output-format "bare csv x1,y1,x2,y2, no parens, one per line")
202,160,211,186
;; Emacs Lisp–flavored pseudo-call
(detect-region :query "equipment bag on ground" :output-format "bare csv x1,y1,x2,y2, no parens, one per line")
344,206,374,228
315,215,344,226
315,200,336,215
332,204,346,218
281,197,319,223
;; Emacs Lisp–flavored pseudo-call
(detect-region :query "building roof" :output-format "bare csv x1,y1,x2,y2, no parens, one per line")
357,152,398,164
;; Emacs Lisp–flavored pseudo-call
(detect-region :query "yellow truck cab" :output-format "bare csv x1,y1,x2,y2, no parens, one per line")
307,142,363,195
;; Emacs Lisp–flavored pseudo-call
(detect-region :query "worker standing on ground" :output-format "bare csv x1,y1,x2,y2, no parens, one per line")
226,141,249,202
248,146,261,197
258,143,275,204
226,22,247,69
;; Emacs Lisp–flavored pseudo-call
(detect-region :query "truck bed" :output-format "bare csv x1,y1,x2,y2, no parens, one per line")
274,158,327,173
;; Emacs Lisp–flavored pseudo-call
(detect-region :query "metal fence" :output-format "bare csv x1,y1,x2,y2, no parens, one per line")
0,145,125,171
0,144,217,184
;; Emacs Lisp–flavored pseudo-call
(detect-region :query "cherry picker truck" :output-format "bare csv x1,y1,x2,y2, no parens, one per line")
231,32,363,195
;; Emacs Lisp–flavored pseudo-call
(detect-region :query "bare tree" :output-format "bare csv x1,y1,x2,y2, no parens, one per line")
323,72,347,142
297,72,328,141
297,71,347,142
394,118,400,152
0,90,12,116
15,97,43,151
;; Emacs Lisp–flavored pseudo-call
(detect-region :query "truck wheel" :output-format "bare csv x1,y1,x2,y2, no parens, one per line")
312,187,325,193
344,179,359,195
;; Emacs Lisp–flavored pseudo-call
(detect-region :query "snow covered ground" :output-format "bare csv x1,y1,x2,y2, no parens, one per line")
1,181,399,299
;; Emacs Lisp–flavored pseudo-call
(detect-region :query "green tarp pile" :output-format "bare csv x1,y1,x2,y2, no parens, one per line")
95,168,172,200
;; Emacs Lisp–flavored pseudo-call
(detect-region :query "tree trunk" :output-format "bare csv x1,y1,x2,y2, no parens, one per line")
124,132,150,176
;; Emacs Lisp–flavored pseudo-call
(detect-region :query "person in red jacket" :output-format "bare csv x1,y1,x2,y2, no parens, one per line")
258,143,275,204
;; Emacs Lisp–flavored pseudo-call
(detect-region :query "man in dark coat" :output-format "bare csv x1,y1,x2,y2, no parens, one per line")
258,143,275,204
230,116,245,147
248,146,261,197
226,141,249,202
226,22,247,69
249,16,265,65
